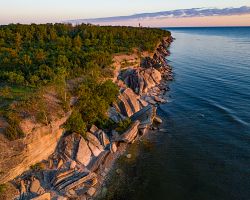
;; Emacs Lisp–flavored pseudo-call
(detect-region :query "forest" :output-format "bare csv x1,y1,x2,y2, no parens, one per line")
0,23,170,140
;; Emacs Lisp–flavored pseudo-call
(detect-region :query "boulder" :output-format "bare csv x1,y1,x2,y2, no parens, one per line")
117,95,133,117
87,150,110,172
122,70,140,93
87,187,96,196
30,178,45,195
148,99,157,105
76,188,88,196
117,80,127,88
117,93,134,117
138,98,148,107
61,134,75,159
52,170,90,192
54,195,67,200
31,193,51,200
117,88,141,117
20,180,26,195
90,125,98,134
122,88,140,113
139,127,149,135
76,138,92,166
84,176,98,187
154,96,166,103
150,68,162,84
67,189,77,197
108,107,125,123
111,130,120,141
138,75,145,94
69,161,76,169
88,141,102,157
57,159,64,169
62,173,97,193
110,142,117,153
154,116,163,124
86,132,104,151
115,120,140,143
141,70,156,89
130,105,155,129
126,154,132,159
97,130,110,147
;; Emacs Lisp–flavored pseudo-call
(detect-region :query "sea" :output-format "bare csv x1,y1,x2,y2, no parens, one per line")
102,27,250,200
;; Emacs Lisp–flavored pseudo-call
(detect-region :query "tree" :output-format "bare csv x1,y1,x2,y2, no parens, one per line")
49,28,57,41
15,32,22,50
0,86,12,99
57,55,70,68
22,54,32,66
35,49,46,63
4,72,25,85
73,35,82,51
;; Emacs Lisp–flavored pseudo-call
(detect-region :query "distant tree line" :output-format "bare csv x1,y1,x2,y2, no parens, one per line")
0,23,170,86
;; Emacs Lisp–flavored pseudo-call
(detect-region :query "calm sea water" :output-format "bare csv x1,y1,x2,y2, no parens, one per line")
103,27,250,200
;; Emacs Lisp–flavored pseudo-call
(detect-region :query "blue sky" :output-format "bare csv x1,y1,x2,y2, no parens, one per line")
1,0,250,24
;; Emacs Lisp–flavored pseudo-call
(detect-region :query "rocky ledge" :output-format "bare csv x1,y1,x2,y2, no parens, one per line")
13,36,173,200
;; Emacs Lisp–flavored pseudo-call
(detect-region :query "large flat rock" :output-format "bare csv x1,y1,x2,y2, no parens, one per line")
76,138,92,166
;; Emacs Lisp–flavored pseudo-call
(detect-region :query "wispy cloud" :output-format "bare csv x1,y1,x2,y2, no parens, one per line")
67,6,250,24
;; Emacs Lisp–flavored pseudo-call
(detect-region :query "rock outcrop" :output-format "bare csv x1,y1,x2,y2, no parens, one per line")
120,67,162,95
76,138,92,166
0,113,70,184
114,120,140,143
117,88,141,117
31,193,51,200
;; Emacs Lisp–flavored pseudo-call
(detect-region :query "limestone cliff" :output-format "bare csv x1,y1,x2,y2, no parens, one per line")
0,113,70,184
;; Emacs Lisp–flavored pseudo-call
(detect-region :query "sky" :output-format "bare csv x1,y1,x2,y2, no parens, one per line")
1,0,250,26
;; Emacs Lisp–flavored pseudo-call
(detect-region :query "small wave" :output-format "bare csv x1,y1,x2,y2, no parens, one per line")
202,98,249,127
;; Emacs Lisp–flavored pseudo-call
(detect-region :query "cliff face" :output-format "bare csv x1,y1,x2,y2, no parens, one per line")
0,114,69,184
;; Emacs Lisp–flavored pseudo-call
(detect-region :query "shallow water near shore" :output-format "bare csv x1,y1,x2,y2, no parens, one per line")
102,27,250,200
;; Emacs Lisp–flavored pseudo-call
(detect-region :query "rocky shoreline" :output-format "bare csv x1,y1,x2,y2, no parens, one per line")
13,36,173,200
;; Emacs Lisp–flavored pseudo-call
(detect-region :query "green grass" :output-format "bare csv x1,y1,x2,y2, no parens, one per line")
0,85,34,109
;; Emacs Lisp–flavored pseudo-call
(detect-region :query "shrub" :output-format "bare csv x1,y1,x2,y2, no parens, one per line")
30,162,46,171
0,184,6,194
64,110,87,137
95,118,115,130
0,86,12,99
4,111,25,140
116,118,132,134
4,122,24,141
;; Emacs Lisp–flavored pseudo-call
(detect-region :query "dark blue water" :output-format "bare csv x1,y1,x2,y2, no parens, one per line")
103,27,250,200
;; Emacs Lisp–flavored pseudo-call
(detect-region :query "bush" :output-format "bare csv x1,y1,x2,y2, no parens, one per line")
95,118,115,130
4,122,25,140
64,110,87,137
4,111,25,140
0,184,6,194
30,162,46,171
116,118,132,134
0,86,12,99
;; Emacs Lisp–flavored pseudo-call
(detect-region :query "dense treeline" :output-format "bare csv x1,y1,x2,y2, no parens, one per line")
0,23,170,140
0,23,170,86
